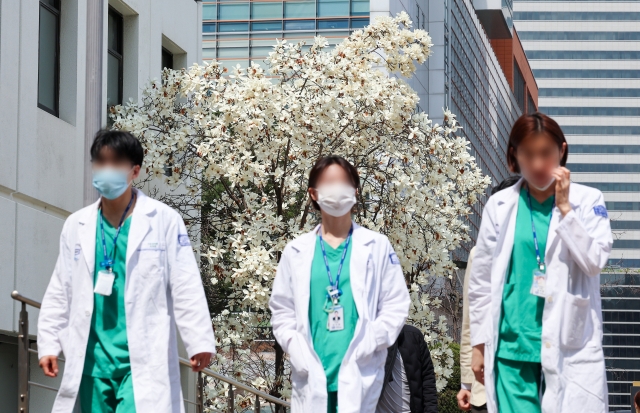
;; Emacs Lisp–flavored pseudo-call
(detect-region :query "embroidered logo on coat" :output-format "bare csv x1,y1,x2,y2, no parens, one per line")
593,205,608,218
178,234,191,246
389,252,400,265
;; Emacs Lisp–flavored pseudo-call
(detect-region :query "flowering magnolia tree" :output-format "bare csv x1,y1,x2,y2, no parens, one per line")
111,12,489,411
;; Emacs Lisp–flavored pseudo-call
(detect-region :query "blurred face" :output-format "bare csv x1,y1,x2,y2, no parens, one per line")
513,132,566,190
91,147,140,181
308,164,357,217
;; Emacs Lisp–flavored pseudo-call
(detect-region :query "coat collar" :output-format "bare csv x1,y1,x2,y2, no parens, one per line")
76,188,156,272
289,221,376,253
288,220,376,340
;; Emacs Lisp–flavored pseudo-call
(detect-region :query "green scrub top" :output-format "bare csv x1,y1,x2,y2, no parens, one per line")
496,187,554,362
309,236,358,393
84,214,132,378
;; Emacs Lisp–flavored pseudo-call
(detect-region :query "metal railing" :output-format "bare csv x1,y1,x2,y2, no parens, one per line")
11,291,290,413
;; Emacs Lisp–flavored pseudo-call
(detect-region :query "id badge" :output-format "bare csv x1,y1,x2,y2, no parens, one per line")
530,268,547,298
327,306,345,332
94,270,115,296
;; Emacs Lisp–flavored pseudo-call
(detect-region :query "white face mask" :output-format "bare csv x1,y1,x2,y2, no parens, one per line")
521,168,556,191
315,182,357,217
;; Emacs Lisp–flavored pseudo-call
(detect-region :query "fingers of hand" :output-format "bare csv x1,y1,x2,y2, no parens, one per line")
40,357,58,377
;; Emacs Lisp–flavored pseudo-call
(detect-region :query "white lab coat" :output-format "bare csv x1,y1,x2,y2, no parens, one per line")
269,223,410,413
38,189,216,413
468,179,612,413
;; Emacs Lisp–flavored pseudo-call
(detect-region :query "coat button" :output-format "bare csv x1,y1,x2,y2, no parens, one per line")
85,311,91,317
547,296,553,303
545,342,551,348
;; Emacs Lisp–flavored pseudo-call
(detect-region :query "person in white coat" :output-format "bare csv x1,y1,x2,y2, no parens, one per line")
37,130,216,413
468,112,613,413
269,155,410,413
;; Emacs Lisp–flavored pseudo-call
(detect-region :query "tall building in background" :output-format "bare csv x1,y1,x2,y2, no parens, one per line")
514,2,640,409
201,0,538,259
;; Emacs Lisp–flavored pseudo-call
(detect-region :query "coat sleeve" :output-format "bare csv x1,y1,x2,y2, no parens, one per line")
420,336,438,413
360,238,410,360
555,190,612,277
469,198,496,347
38,219,72,359
269,245,310,376
166,211,216,358
460,247,475,386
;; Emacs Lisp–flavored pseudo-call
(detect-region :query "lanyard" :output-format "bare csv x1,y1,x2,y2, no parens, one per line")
99,192,135,271
525,185,554,271
318,225,353,296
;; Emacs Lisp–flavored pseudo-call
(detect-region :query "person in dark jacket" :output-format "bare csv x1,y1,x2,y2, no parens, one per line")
376,325,438,413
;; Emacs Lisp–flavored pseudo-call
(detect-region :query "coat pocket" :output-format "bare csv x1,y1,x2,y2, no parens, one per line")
288,335,310,377
561,348,606,412
560,293,590,349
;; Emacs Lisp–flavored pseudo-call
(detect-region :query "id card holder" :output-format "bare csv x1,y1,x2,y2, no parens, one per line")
94,270,115,296
530,268,547,298
327,306,345,332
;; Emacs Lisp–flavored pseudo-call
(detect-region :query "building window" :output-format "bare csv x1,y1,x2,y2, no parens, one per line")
162,47,173,70
526,91,535,114
514,59,525,112
38,0,61,116
107,7,124,109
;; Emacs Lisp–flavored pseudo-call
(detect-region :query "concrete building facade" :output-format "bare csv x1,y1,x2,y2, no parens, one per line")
0,0,202,411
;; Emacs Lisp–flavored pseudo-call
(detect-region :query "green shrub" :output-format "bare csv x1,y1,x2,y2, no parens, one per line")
438,342,462,413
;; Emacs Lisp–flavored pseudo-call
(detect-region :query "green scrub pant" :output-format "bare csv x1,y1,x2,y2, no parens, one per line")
327,390,337,413
495,357,543,413
79,371,136,413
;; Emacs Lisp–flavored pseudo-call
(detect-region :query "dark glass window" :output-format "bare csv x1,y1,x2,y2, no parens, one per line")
514,12,640,20
219,22,249,32
519,31,640,41
543,107,640,116
613,240,640,249
526,92,535,114
38,0,61,116
252,21,283,31
107,7,124,109
351,18,369,28
284,20,315,30
610,220,640,229
203,23,217,33
318,19,349,29
527,50,640,60
162,47,173,70
607,202,640,211
539,88,640,98
583,182,640,192
571,145,640,154
514,59,525,112
606,258,640,268
603,312,640,323
563,126,640,135
534,69,640,79
568,164,640,173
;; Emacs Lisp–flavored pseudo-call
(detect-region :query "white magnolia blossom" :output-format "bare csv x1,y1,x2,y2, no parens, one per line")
112,12,489,409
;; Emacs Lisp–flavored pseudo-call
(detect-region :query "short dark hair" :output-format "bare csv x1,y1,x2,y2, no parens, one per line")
507,112,568,174
308,156,360,211
491,175,521,195
90,130,144,167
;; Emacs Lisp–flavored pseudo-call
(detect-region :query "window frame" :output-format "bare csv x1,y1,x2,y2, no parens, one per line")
162,47,174,70
38,0,61,117
108,6,124,108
